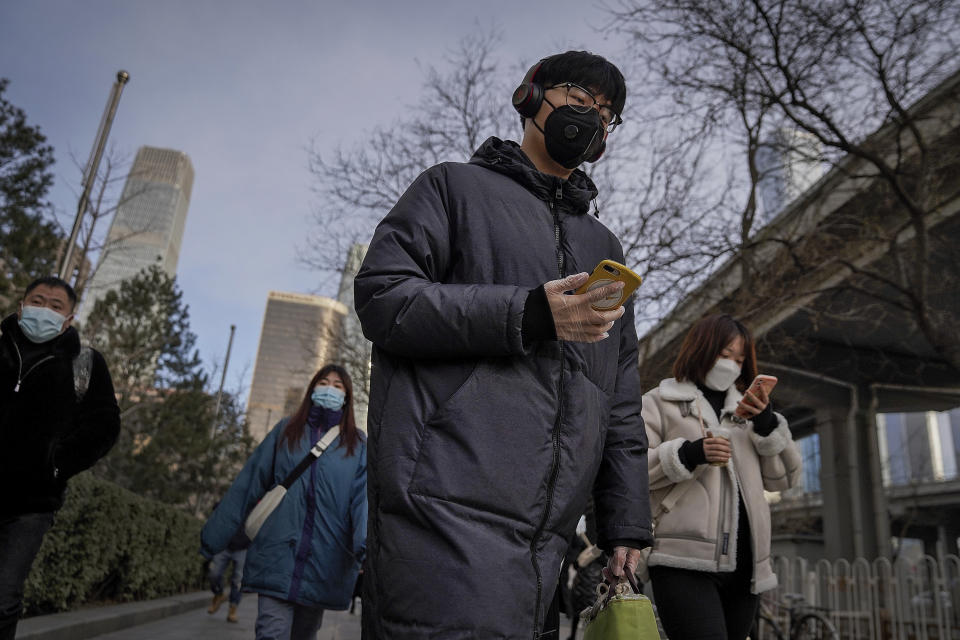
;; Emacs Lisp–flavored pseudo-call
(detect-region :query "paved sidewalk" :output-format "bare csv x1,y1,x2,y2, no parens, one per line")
88,604,574,639
88,598,362,639
20,594,577,640
16,593,209,640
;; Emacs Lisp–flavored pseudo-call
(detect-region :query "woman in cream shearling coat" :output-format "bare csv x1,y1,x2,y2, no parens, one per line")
642,315,802,640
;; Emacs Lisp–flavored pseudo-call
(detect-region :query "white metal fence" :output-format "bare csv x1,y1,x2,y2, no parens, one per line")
760,555,960,639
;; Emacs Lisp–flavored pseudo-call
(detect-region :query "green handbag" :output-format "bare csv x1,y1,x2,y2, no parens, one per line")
581,568,661,640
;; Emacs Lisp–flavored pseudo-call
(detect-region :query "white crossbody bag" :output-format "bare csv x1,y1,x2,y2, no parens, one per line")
244,426,341,540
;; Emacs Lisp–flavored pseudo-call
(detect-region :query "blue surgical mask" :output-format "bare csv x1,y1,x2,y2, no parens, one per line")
311,385,345,410
19,305,68,344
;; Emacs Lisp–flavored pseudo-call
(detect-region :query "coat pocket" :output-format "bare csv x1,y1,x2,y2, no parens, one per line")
407,359,556,522
658,479,711,540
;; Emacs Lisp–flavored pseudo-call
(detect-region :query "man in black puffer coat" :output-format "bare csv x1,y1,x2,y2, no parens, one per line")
355,51,652,639
0,276,120,640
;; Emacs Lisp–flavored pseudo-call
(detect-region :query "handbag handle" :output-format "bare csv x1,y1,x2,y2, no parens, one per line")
600,566,641,605
583,565,644,622
623,566,641,595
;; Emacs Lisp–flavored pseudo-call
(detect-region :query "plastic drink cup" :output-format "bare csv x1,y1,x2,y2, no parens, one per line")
709,427,731,467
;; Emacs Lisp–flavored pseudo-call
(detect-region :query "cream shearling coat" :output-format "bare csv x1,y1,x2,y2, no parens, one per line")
642,378,802,594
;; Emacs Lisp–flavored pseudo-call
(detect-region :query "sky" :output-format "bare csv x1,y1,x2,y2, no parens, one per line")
0,1,631,397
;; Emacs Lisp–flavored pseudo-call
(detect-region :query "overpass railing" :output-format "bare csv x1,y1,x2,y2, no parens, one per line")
762,555,960,639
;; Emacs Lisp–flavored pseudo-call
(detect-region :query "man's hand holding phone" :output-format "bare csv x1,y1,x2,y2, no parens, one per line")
544,273,625,343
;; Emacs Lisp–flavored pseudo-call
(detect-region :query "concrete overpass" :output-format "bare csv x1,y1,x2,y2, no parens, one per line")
636,69,960,560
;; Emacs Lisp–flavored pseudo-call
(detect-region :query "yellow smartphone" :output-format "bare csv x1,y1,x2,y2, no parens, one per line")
574,260,643,310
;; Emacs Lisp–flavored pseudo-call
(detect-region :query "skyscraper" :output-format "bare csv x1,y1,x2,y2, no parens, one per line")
78,146,193,323
246,291,348,442
756,127,824,221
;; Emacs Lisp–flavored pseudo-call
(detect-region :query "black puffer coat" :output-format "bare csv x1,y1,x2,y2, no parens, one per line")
355,138,652,639
0,314,120,517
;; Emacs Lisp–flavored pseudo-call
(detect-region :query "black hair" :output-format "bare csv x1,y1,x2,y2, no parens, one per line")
23,276,78,312
536,51,627,116
282,363,361,457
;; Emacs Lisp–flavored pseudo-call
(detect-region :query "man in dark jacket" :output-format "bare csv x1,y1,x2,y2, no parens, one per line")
355,51,652,639
0,276,120,640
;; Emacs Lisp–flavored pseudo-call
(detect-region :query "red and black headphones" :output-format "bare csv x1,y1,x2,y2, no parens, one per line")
511,59,548,119
511,57,607,164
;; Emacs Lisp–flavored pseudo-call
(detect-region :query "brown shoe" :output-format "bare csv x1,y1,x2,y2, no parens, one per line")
208,593,227,614
226,604,239,623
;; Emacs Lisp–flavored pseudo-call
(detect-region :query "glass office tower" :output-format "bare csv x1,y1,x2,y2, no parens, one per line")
78,146,193,324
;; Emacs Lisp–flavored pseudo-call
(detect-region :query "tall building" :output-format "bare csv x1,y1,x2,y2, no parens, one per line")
756,127,824,221
246,291,348,442
78,146,193,324
336,243,371,430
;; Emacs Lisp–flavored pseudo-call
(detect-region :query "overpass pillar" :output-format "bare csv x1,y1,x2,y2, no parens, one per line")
814,385,889,560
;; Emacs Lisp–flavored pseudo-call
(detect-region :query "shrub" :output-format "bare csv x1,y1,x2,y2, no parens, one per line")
22,472,205,615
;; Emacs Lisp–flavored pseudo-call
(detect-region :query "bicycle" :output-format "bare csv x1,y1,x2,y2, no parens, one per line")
751,592,839,640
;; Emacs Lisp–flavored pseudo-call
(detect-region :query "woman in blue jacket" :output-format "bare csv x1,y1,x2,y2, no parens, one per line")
202,364,367,640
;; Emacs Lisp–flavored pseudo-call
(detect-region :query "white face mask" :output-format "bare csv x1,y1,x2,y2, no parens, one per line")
704,358,741,391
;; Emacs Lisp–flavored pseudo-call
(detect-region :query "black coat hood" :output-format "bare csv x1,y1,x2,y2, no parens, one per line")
469,137,599,216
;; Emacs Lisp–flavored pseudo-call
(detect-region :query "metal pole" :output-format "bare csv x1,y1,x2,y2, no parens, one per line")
211,324,236,438
59,70,130,281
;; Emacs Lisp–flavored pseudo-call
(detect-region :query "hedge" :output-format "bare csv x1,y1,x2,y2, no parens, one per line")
23,472,206,616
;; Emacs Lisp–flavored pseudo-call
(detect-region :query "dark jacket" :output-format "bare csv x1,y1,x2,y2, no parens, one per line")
201,419,367,609
354,137,653,639
0,313,120,517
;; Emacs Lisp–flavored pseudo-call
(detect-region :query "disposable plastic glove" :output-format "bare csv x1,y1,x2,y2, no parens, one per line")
544,272,626,343
603,545,645,582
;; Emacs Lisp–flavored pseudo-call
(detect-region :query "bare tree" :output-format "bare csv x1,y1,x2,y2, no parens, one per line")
302,28,515,280
302,27,715,334
300,28,518,412
607,0,960,368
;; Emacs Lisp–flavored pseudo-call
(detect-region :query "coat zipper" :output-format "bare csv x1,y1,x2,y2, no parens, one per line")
717,463,730,567
12,341,54,393
531,185,566,640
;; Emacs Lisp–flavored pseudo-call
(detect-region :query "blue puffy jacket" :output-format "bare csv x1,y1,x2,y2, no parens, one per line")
201,419,367,609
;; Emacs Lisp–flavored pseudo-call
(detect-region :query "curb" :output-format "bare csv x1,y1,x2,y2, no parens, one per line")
16,592,209,640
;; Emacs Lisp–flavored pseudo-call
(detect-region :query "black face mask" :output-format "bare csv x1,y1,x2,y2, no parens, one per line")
535,98,606,169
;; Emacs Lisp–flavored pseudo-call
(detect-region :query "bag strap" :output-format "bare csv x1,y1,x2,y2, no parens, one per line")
279,425,341,489
72,346,93,401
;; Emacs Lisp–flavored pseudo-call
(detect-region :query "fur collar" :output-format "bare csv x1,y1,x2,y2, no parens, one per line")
658,377,743,421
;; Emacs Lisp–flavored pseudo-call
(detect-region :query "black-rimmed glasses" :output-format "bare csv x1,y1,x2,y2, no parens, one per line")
548,82,622,132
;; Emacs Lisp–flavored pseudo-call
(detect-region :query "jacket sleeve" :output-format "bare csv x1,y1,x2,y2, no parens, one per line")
643,394,696,492
749,412,802,492
354,166,529,359
350,441,368,562
593,302,653,552
200,421,284,558
55,350,120,479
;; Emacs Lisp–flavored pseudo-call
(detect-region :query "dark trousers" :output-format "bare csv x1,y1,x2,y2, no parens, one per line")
255,594,324,640
542,585,561,639
0,512,55,640
208,548,247,605
649,565,759,640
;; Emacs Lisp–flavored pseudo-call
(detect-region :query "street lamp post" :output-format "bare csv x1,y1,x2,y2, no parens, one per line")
58,70,130,281
211,324,237,438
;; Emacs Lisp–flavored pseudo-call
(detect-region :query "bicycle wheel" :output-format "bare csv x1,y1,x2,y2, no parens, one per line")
752,614,786,640
790,613,839,640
